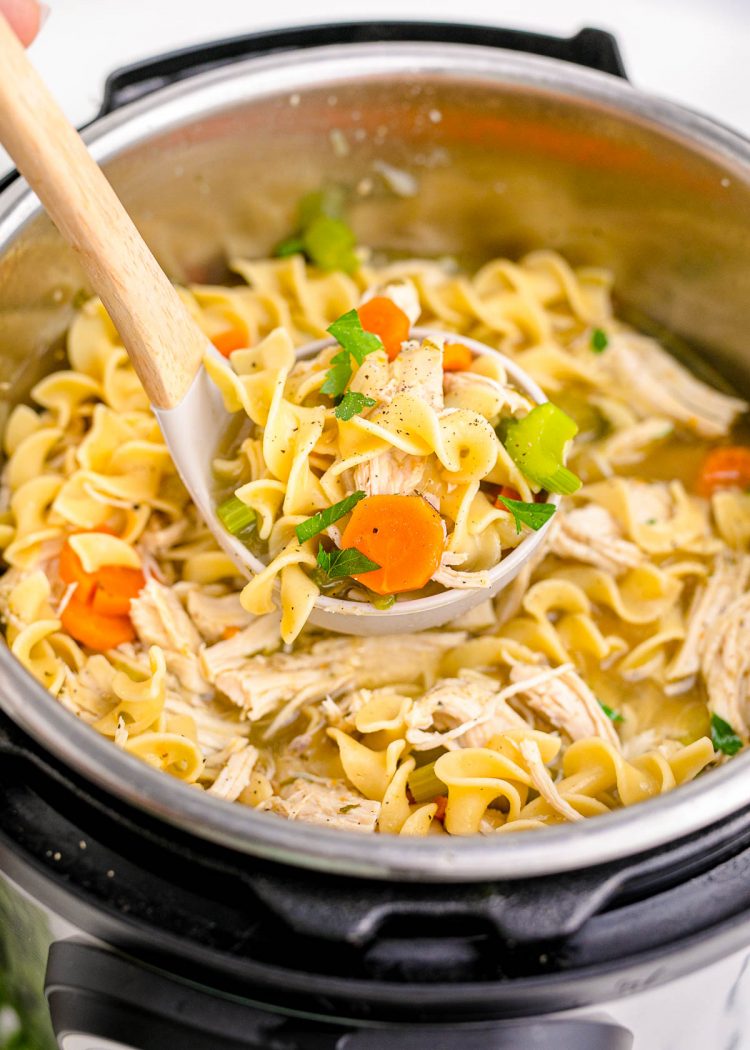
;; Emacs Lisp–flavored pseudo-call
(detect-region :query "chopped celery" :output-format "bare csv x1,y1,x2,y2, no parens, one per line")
371,593,396,610
407,760,447,803
503,402,582,495
217,495,256,537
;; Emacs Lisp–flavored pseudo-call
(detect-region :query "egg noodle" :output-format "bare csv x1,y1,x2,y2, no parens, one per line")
0,248,747,836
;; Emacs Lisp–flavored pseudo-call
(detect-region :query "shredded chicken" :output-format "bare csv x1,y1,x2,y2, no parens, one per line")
186,591,253,644
406,669,528,750
207,744,259,802
214,631,465,733
550,505,644,576
603,334,747,438
668,552,750,681
130,579,208,695
353,449,428,498
200,612,282,680
702,592,750,736
518,738,583,822
351,340,444,412
266,779,380,832
509,663,621,749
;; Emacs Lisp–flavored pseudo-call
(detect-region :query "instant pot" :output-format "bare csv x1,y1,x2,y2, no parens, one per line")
1,21,750,1050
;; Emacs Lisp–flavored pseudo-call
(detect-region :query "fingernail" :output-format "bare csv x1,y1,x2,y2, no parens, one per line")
37,3,51,30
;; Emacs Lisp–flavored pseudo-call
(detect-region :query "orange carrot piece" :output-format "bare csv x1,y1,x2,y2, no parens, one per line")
61,596,135,651
211,325,249,358
222,625,240,640
696,446,750,498
442,343,474,372
494,485,522,507
357,297,411,361
59,540,98,603
340,494,445,595
91,565,146,616
433,795,448,822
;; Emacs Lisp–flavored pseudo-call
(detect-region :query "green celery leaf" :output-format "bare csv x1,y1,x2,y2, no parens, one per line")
711,713,743,756
303,216,358,274
316,545,380,580
320,349,353,400
598,700,624,724
496,496,556,533
334,391,377,421
591,327,609,353
327,309,383,364
295,491,367,544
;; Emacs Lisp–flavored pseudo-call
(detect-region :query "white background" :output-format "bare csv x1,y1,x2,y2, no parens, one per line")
11,0,750,153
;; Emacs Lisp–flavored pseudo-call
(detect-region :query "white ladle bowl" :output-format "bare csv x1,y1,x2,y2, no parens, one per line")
156,329,558,636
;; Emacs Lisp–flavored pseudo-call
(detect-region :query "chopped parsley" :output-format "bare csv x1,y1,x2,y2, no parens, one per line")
321,309,383,400
496,495,556,533
591,327,609,353
339,803,360,814
598,700,624,724
315,545,380,581
295,491,366,544
334,390,377,421
711,713,743,756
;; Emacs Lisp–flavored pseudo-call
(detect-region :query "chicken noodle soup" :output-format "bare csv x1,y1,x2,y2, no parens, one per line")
207,291,568,643
0,247,747,835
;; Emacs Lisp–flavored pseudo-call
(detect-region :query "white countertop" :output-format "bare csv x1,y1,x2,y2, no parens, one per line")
2,0,749,174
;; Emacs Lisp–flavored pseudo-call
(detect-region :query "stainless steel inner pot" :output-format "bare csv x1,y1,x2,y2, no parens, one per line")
1,40,749,883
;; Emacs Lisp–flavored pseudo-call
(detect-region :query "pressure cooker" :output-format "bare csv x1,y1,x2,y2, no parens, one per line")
1,21,750,1050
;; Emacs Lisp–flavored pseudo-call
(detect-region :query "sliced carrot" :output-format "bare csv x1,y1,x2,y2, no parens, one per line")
59,542,97,602
59,529,145,642
61,595,135,651
340,494,445,595
211,325,249,358
696,446,750,498
433,795,448,822
222,625,240,641
357,297,411,361
494,485,522,508
91,565,146,616
442,343,474,372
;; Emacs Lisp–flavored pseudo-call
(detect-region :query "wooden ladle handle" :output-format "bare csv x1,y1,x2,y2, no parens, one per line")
0,15,205,409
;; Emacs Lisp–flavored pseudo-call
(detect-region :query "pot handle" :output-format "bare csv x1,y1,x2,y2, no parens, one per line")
99,21,627,115
47,940,633,1050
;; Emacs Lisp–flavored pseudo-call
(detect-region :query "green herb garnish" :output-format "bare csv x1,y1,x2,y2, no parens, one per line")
591,327,609,353
217,495,256,537
598,700,624,724
295,491,367,544
316,545,380,581
711,713,743,756
503,402,582,496
496,496,556,533
339,803,359,814
328,309,383,364
334,391,377,421
274,235,306,258
321,309,384,400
